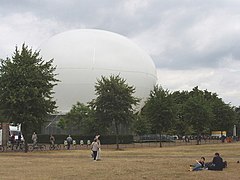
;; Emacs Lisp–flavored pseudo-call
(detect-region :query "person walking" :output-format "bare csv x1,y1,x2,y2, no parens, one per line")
50,134,55,145
95,135,101,160
66,135,72,150
32,132,37,147
91,139,99,161
49,134,55,149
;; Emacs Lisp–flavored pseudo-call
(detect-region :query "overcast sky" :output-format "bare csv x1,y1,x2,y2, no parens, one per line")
0,0,239,106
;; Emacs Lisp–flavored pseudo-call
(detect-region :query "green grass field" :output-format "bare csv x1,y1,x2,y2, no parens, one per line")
0,143,240,180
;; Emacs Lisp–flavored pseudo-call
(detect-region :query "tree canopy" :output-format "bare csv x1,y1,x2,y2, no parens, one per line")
139,86,237,144
142,85,176,147
58,102,100,135
89,75,139,149
0,44,58,151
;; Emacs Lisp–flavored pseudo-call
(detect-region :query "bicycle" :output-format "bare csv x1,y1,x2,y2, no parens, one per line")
6,141,16,151
14,142,26,152
49,143,61,150
28,143,46,151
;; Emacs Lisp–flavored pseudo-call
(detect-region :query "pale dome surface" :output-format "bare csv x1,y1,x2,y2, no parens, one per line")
40,29,157,114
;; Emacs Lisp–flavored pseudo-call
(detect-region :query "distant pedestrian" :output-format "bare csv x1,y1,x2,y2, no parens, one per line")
80,140,84,146
16,132,22,149
87,140,91,148
50,134,55,145
10,134,15,150
66,135,72,150
32,132,37,147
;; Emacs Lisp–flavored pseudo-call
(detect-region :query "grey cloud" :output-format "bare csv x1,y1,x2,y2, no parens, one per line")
1,0,240,106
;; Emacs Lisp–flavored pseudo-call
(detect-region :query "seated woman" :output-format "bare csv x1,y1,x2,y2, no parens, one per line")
189,157,206,171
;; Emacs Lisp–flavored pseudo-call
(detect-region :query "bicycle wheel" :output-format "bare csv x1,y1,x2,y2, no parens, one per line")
0,146,4,152
40,144,46,151
28,145,34,151
20,143,26,152
56,144,61,150
49,144,54,150
6,145,13,151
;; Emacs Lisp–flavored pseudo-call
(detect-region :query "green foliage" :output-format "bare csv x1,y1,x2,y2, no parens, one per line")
140,85,237,141
89,75,139,149
183,91,213,135
0,44,59,148
171,91,190,136
210,101,236,132
142,85,177,134
133,114,151,135
235,106,240,124
57,102,105,135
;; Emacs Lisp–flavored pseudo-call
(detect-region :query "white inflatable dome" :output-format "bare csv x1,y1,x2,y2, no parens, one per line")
40,29,157,114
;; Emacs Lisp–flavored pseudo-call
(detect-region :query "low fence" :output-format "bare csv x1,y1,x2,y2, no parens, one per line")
100,139,228,149
0,138,237,152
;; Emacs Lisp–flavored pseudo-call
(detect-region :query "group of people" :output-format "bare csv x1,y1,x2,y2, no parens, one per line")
9,132,22,149
31,132,101,161
35,133,72,150
63,134,102,161
189,152,227,171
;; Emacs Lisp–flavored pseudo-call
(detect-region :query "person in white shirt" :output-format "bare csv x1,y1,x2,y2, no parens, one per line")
91,139,99,160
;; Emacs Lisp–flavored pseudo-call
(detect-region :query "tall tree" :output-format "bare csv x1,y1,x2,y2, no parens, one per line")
210,100,236,135
183,87,213,144
0,44,58,152
89,75,139,149
171,90,191,136
142,85,176,147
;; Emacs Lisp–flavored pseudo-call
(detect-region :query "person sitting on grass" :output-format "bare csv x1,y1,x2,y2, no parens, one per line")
207,152,227,171
189,157,206,171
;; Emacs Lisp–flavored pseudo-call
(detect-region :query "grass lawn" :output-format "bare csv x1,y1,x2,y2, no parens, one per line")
0,143,240,180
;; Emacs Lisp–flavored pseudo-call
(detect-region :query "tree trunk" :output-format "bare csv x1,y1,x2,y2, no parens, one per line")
197,135,199,145
159,131,162,148
115,121,120,150
196,133,201,145
2,123,9,147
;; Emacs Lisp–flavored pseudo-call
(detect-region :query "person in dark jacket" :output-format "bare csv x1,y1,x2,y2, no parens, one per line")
207,152,227,171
